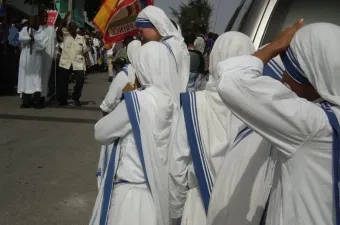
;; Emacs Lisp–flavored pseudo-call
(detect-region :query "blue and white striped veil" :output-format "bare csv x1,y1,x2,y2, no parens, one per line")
280,23,340,225
263,55,285,81
126,41,181,225
180,32,255,213
136,6,190,91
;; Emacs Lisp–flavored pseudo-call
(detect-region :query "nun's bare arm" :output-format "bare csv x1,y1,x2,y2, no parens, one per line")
253,19,304,64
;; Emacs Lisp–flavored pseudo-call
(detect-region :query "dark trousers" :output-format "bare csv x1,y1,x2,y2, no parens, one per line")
0,44,18,95
57,67,84,104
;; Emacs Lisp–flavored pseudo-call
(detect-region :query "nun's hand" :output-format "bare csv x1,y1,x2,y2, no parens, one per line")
253,19,304,64
272,19,304,53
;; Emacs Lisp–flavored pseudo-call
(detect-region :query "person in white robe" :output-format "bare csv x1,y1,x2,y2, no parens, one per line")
206,56,285,225
168,32,255,225
96,40,141,189
39,10,56,105
136,6,190,91
17,17,48,108
92,35,100,65
217,21,340,225
90,41,182,225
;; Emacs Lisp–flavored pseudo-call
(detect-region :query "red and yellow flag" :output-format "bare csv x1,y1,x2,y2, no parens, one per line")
93,0,153,44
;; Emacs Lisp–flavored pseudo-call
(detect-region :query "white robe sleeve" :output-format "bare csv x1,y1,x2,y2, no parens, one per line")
34,29,48,51
94,100,132,145
217,55,326,157
169,109,191,219
19,28,31,45
100,71,129,113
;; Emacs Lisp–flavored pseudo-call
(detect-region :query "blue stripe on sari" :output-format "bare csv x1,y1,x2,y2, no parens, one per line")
162,41,178,72
124,91,149,189
280,47,310,85
263,59,284,81
233,126,253,147
321,102,340,225
135,18,155,28
99,139,119,225
181,92,213,214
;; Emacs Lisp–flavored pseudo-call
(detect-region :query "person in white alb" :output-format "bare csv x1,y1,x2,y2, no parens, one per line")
92,34,100,65
106,42,116,82
217,20,340,225
90,41,182,225
39,9,56,106
17,15,48,108
168,32,255,225
57,12,89,106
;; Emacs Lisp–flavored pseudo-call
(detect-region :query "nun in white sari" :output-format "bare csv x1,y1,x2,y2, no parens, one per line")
96,40,141,189
207,55,285,225
90,41,181,225
168,32,255,225
217,23,340,225
136,6,190,91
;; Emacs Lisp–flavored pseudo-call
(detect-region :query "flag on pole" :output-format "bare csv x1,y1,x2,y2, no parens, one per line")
93,0,153,43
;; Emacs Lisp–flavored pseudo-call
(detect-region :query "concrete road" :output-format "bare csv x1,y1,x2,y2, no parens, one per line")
0,72,110,225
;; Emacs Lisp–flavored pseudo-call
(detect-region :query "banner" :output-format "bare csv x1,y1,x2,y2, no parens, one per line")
93,0,153,43
47,10,59,27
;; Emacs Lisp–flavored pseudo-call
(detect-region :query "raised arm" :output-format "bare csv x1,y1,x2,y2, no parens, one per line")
218,54,329,157
56,11,71,41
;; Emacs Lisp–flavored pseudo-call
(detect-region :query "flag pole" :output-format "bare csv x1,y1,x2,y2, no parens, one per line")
213,0,221,33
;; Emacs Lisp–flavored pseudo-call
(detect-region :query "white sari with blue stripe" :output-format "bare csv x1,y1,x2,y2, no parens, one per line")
215,23,340,225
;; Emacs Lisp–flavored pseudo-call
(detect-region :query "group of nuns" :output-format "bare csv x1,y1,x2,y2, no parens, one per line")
90,5,340,225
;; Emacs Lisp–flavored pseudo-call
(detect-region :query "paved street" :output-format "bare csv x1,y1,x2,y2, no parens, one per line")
0,72,110,225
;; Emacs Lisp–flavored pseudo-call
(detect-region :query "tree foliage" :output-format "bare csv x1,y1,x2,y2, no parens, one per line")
170,0,213,35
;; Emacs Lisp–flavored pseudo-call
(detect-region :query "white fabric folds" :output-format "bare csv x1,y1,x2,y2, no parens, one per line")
169,32,255,224
125,41,181,225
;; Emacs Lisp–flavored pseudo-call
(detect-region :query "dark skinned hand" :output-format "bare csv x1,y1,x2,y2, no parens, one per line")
253,19,304,64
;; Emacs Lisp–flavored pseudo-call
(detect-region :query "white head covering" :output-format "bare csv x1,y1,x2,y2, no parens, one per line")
127,40,141,68
126,40,142,83
281,23,340,115
136,41,182,104
133,41,181,225
207,32,255,90
136,6,190,91
136,6,182,41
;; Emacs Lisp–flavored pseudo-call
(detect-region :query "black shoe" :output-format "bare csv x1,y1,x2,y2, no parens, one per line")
33,103,45,109
40,97,46,106
59,102,68,107
108,77,113,82
74,100,81,106
20,103,30,108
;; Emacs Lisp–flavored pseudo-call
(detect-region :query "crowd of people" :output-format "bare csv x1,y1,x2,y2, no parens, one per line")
0,9,111,107
92,5,340,225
